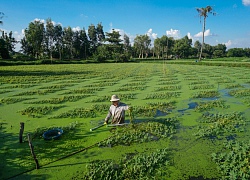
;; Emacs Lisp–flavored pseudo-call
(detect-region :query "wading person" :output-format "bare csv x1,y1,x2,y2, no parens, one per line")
104,95,130,124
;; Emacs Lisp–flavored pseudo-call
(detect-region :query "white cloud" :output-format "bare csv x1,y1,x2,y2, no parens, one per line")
242,0,250,6
146,28,157,39
187,32,192,39
224,40,232,47
194,29,213,38
166,29,181,39
33,18,45,24
72,26,81,32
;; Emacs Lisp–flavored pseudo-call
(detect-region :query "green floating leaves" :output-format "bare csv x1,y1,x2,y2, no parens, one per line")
82,148,170,180
145,92,181,99
195,100,229,112
228,89,250,97
18,105,64,117
51,108,96,119
194,112,246,139
212,140,250,180
192,90,220,98
98,117,178,147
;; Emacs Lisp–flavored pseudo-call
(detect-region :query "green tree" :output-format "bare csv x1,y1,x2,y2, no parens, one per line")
96,23,105,45
194,40,201,57
45,18,55,61
79,28,90,59
104,29,123,62
63,26,74,59
53,24,63,60
134,34,151,58
123,34,132,59
88,24,97,54
23,20,45,59
213,44,226,58
196,6,216,61
154,35,174,59
173,36,192,58
227,48,245,57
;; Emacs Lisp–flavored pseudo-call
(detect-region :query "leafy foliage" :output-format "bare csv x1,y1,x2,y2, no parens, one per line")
82,148,170,180
211,140,250,180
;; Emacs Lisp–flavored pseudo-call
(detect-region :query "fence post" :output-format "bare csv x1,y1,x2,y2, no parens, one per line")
27,133,40,169
19,122,24,143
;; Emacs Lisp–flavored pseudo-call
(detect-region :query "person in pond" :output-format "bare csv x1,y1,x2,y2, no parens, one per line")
104,95,130,124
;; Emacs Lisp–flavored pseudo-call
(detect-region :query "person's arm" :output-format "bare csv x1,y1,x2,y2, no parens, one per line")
104,107,112,124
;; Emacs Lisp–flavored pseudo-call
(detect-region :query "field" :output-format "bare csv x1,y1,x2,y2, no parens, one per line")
0,62,250,180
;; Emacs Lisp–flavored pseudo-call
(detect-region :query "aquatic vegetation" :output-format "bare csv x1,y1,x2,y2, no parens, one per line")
82,148,170,180
98,117,178,147
0,97,33,104
145,92,181,99
28,95,89,104
192,90,220,98
211,140,250,180
13,89,57,96
51,107,96,119
113,86,147,92
154,85,181,91
1,63,250,180
189,84,215,90
194,112,246,138
195,100,229,112
18,105,64,117
228,89,250,97
62,87,103,94
225,83,244,89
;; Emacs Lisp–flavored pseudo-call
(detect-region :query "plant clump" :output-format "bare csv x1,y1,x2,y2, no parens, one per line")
192,90,220,98
228,89,250,97
194,112,246,139
81,148,170,180
18,105,64,117
195,100,229,112
98,117,178,147
211,140,250,180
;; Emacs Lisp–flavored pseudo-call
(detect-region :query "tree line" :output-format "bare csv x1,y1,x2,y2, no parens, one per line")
1,17,250,62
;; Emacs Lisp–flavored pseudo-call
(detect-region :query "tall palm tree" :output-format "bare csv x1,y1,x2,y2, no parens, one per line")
196,6,216,61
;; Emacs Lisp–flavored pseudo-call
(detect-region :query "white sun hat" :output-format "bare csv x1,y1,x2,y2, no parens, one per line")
110,95,120,101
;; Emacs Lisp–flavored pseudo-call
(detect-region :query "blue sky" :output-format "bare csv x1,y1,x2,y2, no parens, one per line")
1,0,250,51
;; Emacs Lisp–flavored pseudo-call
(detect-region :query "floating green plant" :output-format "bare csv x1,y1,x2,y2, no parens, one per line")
0,97,33,104
98,117,177,147
228,89,250,97
82,148,170,180
211,140,250,179
28,95,89,104
19,105,64,117
225,83,244,89
62,87,103,94
145,92,181,99
154,85,181,91
194,112,246,139
113,86,146,92
192,90,220,98
195,100,229,112
13,89,57,96
189,84,215,90
51,108,96,119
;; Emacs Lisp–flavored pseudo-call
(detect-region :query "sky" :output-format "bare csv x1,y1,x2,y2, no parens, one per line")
1,0,250,51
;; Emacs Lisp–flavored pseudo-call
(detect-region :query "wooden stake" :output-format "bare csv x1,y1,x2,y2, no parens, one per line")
19,122,24,143
27,133,40,169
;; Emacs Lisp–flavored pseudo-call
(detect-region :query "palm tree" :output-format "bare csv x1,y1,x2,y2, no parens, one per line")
196,6,216,61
